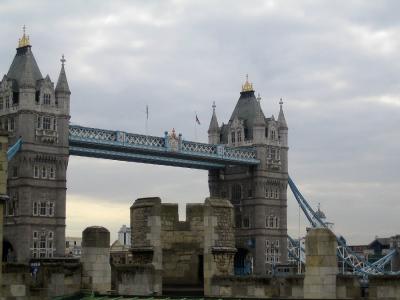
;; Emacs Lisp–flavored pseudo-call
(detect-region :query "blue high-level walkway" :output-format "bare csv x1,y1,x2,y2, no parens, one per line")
68,125,260,169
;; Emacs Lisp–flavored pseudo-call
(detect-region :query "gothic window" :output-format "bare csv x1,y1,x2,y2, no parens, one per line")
271,130,276,140
32,230,54,258
43,117,51,130
271,148,276,160
41,166,47,178
36,116,42,129
5,97,9,109
52,118,57,131
12,92,19,105
35,91,40,104
40,202,46,216
55,97,58,106
33,202,38,216
0,97,3,110
237,130,242,142
34,165,40,178
43,93,51,105
9,118,14,131
12,166,18,178
275,189,279,199
48,202,55,216
49,166,56,179
231,131,235,144
231,184,242,202
243,216,250,228
6,195,18,216
235,214,242,228
39,234,46,249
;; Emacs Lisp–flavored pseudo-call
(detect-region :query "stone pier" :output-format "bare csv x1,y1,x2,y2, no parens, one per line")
81,226,111,293
303,227,338,299
203,197,236,297
0,132,8,295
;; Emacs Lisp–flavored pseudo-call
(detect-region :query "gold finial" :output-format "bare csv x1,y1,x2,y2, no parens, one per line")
18,25,30,48
241,74,254,92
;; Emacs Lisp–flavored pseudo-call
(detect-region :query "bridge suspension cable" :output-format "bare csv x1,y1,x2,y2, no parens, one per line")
288,175,400,276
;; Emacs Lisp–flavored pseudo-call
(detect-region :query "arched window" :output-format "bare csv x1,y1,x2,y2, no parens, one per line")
237,130,242,142
269,216,274,228
231,131,236,144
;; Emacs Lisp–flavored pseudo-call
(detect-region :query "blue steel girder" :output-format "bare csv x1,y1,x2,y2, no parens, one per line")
68,125,260,169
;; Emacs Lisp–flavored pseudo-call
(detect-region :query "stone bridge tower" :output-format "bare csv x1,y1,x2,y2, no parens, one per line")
0,29,70,262
208,77,288,275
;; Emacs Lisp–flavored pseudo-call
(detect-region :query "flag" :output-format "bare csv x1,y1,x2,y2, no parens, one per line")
146,105,149,120
195,114,201,125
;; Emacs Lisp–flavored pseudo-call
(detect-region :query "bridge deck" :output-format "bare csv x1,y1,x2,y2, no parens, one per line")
68,125,260,169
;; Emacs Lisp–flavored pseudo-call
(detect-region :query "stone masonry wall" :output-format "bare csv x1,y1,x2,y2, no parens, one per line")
161,203,204,286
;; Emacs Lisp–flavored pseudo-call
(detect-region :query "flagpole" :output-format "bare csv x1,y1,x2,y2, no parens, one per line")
145,105,149,135
194,111,197,142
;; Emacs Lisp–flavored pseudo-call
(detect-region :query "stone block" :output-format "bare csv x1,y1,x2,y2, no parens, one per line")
9,284,26,297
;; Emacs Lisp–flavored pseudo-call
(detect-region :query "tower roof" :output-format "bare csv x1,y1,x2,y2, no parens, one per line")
7,27,43,88
56,55,70,94
228,76,265,139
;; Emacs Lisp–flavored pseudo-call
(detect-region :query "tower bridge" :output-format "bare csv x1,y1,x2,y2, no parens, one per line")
1,29,398,280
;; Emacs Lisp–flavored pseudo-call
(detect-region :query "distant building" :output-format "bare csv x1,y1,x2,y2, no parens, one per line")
118,225,131,247
110,225,132,265
65,237,82,257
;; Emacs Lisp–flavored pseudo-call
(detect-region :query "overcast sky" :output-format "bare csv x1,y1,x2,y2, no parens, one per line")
0,0,399,244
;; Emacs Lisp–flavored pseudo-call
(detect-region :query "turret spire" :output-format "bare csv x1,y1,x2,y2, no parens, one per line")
56,54,70,94
278,98,288,128
208,101,219,132
18,25,30,48
241,74,254,92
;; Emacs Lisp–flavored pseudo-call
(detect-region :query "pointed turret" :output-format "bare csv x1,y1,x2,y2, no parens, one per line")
253,95,266,144
208,102,220,144
7,26,42,88
278,98,287,129
55,55,70,94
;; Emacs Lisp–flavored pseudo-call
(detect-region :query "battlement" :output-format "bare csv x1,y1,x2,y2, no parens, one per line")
129,197,235,291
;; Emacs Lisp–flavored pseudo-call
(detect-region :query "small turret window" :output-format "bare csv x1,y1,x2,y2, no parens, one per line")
231,131,236,144
35,91,40,104
43,93,51,105
12,92,19,105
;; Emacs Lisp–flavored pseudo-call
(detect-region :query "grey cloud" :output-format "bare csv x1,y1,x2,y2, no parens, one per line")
0,0,399,244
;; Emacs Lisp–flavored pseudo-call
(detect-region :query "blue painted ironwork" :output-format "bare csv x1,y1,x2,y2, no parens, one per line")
288,176,400,276
7,138,22,161
69,125,260,169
